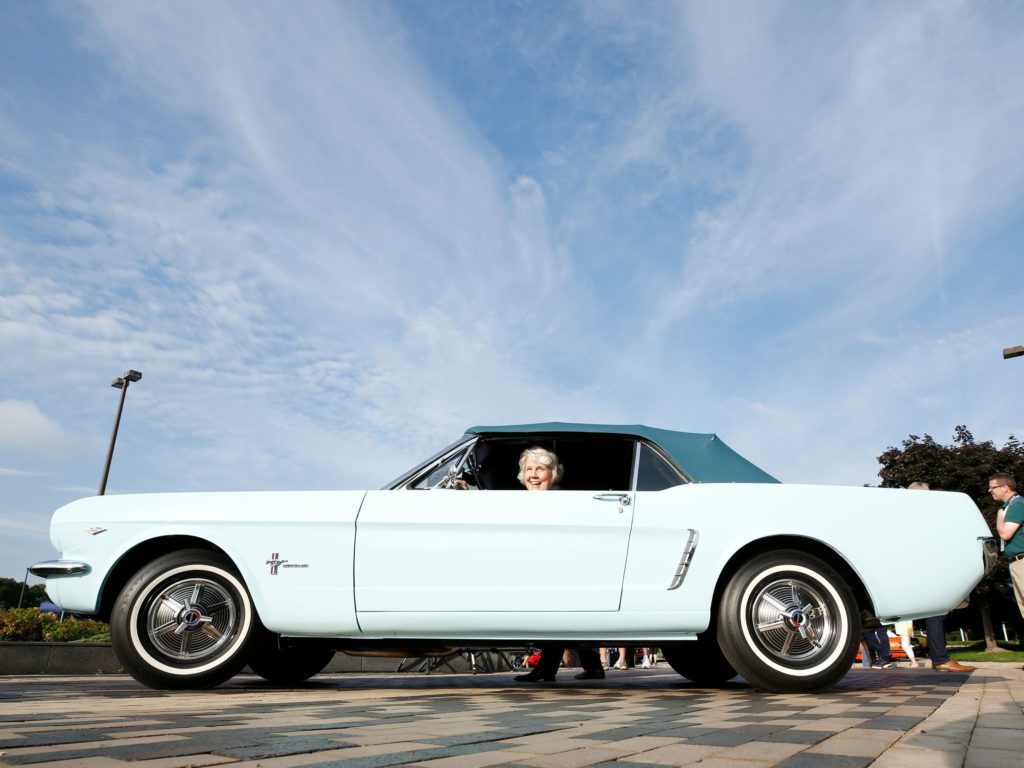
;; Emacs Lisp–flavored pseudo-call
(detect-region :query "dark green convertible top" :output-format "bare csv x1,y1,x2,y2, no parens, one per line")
466,422,779,484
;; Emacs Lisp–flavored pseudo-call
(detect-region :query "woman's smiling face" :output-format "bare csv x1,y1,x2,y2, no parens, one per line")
522,458,554,491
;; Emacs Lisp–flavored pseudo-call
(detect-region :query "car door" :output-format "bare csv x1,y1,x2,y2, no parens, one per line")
618,441,709,623
353,487,634,614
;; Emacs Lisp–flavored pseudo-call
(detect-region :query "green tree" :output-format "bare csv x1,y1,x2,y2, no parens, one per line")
877,426,1024,651
0,578,46,610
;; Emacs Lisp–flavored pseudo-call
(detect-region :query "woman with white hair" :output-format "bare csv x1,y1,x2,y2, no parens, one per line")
516,445,563,491
512,446,605,683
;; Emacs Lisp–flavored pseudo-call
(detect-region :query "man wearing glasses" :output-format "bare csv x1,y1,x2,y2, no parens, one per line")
992,474,1024,655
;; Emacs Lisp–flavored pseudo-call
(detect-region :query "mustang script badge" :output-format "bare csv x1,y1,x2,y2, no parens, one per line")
266,553,309,574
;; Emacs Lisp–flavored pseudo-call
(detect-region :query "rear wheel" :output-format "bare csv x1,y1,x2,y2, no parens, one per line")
717,550,858,692
111,549,256,689
662,633,737,685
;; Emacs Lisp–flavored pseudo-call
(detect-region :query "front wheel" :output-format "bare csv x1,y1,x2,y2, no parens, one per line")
247,640,336,684
717,550,858,692
111,549,257,689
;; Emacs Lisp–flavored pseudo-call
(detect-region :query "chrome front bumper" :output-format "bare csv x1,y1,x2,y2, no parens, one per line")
29,560,90,578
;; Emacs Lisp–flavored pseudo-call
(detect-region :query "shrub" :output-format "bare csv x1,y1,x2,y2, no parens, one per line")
44,617,111,643
0,608,55,640
0,608,110,642
72,631,112,644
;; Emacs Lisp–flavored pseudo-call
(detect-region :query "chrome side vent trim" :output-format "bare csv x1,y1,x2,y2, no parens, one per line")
667,529,699,591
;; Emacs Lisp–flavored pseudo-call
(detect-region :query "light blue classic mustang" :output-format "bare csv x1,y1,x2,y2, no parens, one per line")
31,423,997,691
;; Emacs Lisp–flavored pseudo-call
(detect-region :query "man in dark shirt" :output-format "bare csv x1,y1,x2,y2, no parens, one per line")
993,473,1024,671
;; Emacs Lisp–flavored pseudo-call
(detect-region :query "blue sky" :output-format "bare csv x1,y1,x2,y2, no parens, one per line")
2,1,1023,581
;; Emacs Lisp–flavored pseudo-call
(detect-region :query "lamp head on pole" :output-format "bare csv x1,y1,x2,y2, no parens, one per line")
1004,346,1024,360
111,370,143,389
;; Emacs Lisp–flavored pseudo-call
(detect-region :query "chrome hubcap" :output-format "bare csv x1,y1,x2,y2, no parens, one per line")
751,577,834,661
145,577,237,661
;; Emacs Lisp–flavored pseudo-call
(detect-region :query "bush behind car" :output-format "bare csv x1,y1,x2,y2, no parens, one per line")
0,608,111,643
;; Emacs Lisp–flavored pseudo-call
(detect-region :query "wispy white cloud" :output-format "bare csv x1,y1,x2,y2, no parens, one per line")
0,400,86,457
650,2,1024,325
0,515,49,536
0,1,611,501
52,485,101,495
525,1,1024,484
0,467,45,478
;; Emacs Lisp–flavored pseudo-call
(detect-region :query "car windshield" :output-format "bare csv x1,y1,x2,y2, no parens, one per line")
410,444,476,489
382,436,472,489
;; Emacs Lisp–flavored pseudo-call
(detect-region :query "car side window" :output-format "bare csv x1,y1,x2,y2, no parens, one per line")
562,438,633,491
470,437,634,491
635,442,686,491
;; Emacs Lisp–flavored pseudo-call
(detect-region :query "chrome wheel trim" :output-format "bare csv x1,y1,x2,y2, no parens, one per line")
144,577,237,662
737,563,849,677
748,576,834,662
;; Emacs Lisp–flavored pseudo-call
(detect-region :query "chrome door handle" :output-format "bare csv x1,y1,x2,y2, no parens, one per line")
593,493,631,506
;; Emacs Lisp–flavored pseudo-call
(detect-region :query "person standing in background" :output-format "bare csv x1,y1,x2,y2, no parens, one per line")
992,473,1024,671
892,619,917,666
862,621,893,668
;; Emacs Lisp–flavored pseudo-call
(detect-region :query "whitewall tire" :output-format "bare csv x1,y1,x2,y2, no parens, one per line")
111,549,256,689
717,550,858,692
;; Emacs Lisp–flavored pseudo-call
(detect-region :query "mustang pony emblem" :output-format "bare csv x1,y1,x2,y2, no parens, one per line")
266,553,288,575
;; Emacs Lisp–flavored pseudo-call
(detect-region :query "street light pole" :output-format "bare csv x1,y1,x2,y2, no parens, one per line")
16,567,29,609
98,369,142,495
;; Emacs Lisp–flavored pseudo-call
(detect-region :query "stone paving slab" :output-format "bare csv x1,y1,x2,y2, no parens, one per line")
0,662,1020,766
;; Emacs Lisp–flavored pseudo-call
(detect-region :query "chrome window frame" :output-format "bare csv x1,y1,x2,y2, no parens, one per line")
631,439,690,491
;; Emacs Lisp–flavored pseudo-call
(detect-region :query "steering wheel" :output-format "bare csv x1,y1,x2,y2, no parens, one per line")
437,453,483,490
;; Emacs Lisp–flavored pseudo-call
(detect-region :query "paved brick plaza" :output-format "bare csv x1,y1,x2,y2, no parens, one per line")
0,664,1021,767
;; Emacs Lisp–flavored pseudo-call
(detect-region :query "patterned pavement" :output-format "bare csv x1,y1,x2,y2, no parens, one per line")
0,663,1021,767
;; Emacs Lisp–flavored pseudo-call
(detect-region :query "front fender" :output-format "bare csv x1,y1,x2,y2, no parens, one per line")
44,491,365,635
